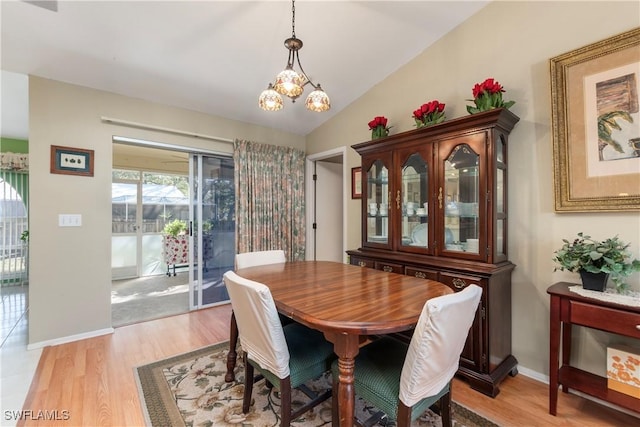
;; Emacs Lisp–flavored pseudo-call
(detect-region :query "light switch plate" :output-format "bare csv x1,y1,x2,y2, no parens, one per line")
59,214,82,227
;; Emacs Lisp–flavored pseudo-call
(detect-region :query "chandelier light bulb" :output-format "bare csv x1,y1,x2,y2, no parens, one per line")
274,66,304,98
305,85,331,112
258,84,284,111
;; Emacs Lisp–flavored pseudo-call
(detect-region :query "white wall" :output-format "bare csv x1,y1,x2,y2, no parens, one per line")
306,1,640,378
28,77,304,346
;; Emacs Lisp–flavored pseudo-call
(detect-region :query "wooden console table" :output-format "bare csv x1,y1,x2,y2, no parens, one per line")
547,282,640,415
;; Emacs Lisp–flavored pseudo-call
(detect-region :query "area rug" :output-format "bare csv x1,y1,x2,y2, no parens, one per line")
135,341,499,427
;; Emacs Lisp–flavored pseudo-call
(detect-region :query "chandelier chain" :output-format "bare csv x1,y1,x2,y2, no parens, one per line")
291,0,296,38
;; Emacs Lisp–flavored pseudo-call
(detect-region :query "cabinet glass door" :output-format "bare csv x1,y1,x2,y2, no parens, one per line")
443,144,480,253
495,136,507,260
366,159,389,245
400,153,428,249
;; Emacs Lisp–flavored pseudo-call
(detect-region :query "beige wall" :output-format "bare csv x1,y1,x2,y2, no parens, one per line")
28,77,304,346
307,1,640,378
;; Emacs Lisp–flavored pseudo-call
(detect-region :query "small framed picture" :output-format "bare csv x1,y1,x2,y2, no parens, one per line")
50,145,94,177
351,167,362,199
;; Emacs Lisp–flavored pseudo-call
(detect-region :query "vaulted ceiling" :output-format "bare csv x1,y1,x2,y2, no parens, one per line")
1,1,489,139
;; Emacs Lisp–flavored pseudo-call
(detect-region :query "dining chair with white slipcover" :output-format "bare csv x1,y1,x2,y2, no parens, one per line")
235,249,286,269
223,271,334,426
331,284,482,427
225,250,288,382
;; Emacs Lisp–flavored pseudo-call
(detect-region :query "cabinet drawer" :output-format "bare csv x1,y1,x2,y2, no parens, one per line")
405,266,438,281
439,271,484,292
350,256,374,268
570,301,640,339
375,261,403,274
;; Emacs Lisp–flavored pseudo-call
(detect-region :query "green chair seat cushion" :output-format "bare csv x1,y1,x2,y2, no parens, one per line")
250,322,335,389
331,337,449,421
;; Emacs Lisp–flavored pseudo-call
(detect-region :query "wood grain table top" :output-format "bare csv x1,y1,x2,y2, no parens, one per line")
236,260,453,335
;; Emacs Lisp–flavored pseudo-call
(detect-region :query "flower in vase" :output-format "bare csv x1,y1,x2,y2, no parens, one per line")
466,78,515,114
412,100,446,128
368,116,392,139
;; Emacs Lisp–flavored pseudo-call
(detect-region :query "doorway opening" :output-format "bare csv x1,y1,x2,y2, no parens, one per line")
111,142,234,326
305,147,347,263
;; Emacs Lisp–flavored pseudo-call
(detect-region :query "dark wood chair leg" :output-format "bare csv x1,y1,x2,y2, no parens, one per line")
397,401,412,427
280,377,292,427
242,353,253,413
225,311,238,382
439,391,452,427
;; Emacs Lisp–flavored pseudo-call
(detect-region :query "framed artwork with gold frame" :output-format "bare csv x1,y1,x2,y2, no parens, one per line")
550,28,640,212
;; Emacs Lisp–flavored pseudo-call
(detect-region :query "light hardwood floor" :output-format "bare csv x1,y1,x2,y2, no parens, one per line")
18,304,639,426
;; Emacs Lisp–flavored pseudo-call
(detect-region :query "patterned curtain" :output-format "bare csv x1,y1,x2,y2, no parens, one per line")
0,152,29,171
233,140,305,261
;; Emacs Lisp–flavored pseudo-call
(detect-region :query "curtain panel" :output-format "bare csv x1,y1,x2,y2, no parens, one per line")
233,140,305,261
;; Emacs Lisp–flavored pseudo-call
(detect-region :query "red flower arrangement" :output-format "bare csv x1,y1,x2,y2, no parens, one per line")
368,116,392,139
412,100,446,128
466,78,515,114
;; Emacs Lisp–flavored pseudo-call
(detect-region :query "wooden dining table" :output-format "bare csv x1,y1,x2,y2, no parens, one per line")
225,260,452,427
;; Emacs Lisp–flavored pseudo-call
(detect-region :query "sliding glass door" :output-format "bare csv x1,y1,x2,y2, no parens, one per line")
189,154,235,308
112,170,190,279
111,177,140,279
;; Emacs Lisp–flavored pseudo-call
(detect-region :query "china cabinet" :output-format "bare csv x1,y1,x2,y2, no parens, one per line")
347,108,519,397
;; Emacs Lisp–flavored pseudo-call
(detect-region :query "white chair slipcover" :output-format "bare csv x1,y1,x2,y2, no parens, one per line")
235,250,286,269
223,270,290,379
399,284,482,407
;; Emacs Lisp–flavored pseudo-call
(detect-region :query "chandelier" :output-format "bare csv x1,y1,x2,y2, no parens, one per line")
258,0,331,112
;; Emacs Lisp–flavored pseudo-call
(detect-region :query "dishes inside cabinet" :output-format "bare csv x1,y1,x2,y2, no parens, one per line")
411,223,428,246
458,202,478,217
445,227,455,245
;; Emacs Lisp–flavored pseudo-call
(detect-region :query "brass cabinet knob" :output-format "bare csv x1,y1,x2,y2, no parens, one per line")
452,278,467,289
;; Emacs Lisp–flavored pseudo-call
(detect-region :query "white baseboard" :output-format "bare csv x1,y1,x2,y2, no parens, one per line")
516,365,549,383
27,328,114,350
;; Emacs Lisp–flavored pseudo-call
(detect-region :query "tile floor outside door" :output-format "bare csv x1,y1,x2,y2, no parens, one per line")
1,285,42,427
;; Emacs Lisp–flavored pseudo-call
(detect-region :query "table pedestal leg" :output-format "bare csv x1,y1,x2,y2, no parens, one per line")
325,333,360,427
336,356,355,427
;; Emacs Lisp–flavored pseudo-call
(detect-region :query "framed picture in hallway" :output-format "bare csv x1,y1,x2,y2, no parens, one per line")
50,145,94,177
550,28,640,212
351,167,362,199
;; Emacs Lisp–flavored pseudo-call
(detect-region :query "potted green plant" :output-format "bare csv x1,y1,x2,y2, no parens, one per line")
162,219,188,237
553,232,640,292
